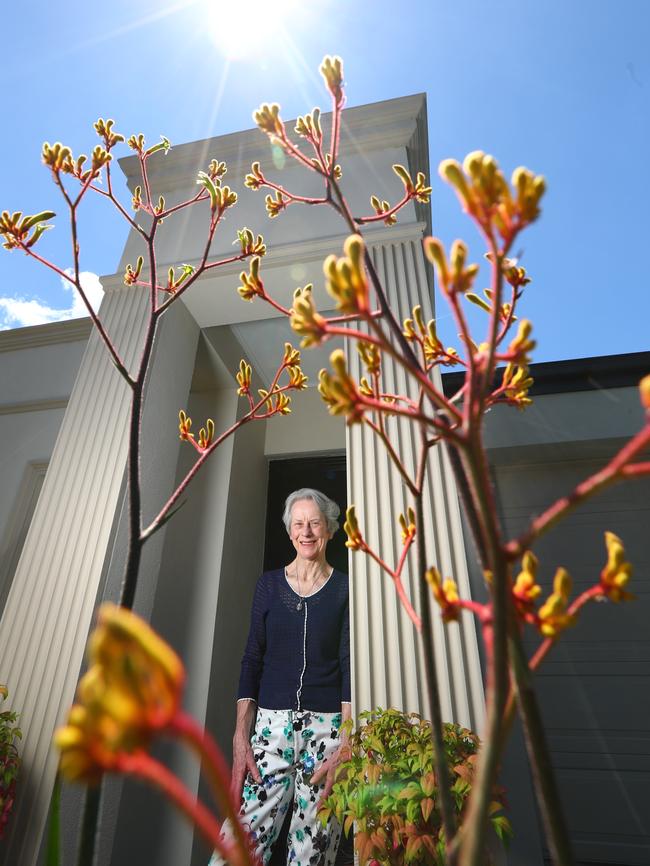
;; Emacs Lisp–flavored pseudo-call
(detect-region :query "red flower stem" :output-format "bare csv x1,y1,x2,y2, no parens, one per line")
413,467,458,851
392,575,421,630
154,238,255,316
507,626,576,866
355,192,412,225
499,584,602,733
139,152,153,208
364,419,417,494
325,173,425,378
446,291,475,384
259,177,328,207
620,461,650,477
134,279,168,293
160,189,209,218
313,125,326,156
18,245,133,384
458,599,490,622
325,322,462,424
479,236,509,410
457,436,510,866
495,286,518,346
90,177,147,240
142,374,291,538
204,252,251,272
165,209,222,309
329,91,345,167
324,324,384,344
258,291,292,317
116,752,243,864
326,309,383,324
507,422,650,559
395,534,415,579
121,179,161,606
170,711,255,866
376,393,419,408
360,394,458,435
357,541,421,629
275,129,325,174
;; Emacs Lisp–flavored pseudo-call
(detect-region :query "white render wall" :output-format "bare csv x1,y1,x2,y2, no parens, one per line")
0,322,90,547
0,321,90,616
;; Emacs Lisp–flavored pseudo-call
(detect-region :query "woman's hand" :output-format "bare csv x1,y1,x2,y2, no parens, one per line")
231,700,262,803
310,739,351,804
231,731,262,803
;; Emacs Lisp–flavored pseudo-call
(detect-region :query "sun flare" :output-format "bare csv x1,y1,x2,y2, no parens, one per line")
205,0,300,60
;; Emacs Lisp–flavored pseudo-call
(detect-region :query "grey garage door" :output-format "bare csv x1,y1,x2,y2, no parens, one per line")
495,456,650,866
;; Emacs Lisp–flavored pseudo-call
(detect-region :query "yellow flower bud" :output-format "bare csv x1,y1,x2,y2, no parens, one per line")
538,568,574,637
317,350,364,423
320,56,344,100
439,159,472,210
343,505,364,551
599,531,633,602
425,566,460,622
513,551,542,607
357,341,380,375
290,285,327,348
639,374,650,410
324,234,369,315
236,360,252,396
178,410,193,441
198,419,214,450
237,256,264,302
55,603,185,783
253,103,284,137
423,237,449,288
398,507,416,543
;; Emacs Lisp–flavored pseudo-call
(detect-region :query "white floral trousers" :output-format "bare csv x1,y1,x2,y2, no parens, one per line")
210,708,343,866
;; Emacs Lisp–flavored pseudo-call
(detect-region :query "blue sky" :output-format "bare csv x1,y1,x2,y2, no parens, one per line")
2,0,648,362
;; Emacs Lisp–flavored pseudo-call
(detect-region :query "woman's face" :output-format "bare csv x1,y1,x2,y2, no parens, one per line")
289,498,332,563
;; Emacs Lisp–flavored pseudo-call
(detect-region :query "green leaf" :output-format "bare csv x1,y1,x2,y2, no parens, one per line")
196,171,219,210
492,814,513,845
146,136,171,157
465,292,491,312
21,211,57,231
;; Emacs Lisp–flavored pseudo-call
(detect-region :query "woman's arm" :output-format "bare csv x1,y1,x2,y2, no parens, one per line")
231,574,270,801
231,698,262,802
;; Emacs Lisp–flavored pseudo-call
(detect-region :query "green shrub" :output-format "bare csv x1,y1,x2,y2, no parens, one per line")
321,708,511,865
0,686,21,840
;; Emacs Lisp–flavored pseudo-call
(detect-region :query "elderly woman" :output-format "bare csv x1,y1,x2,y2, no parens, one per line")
211,487,350,866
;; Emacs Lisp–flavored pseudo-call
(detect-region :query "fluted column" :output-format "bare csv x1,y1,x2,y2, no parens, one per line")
346,232,485,732
0,286,199,866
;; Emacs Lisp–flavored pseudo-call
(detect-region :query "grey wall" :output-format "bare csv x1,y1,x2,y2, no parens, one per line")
480,381,649,866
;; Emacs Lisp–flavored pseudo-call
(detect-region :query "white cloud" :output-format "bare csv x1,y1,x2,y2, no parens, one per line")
0,271,104,330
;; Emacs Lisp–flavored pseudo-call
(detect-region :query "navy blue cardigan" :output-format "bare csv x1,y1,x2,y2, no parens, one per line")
237,568,350,712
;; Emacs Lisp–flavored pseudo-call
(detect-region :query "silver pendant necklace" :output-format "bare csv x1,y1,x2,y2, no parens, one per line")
293,565,323,610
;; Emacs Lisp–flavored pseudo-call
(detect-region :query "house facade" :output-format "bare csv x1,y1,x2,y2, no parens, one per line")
0,96,647,866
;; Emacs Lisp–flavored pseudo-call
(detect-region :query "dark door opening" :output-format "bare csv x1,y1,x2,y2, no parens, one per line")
264,454,348,574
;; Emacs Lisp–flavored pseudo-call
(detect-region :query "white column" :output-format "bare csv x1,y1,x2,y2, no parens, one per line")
0,287,199,866
346,234,485,731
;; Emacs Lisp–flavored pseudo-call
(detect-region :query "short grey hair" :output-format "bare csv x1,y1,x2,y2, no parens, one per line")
283,488,340,536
